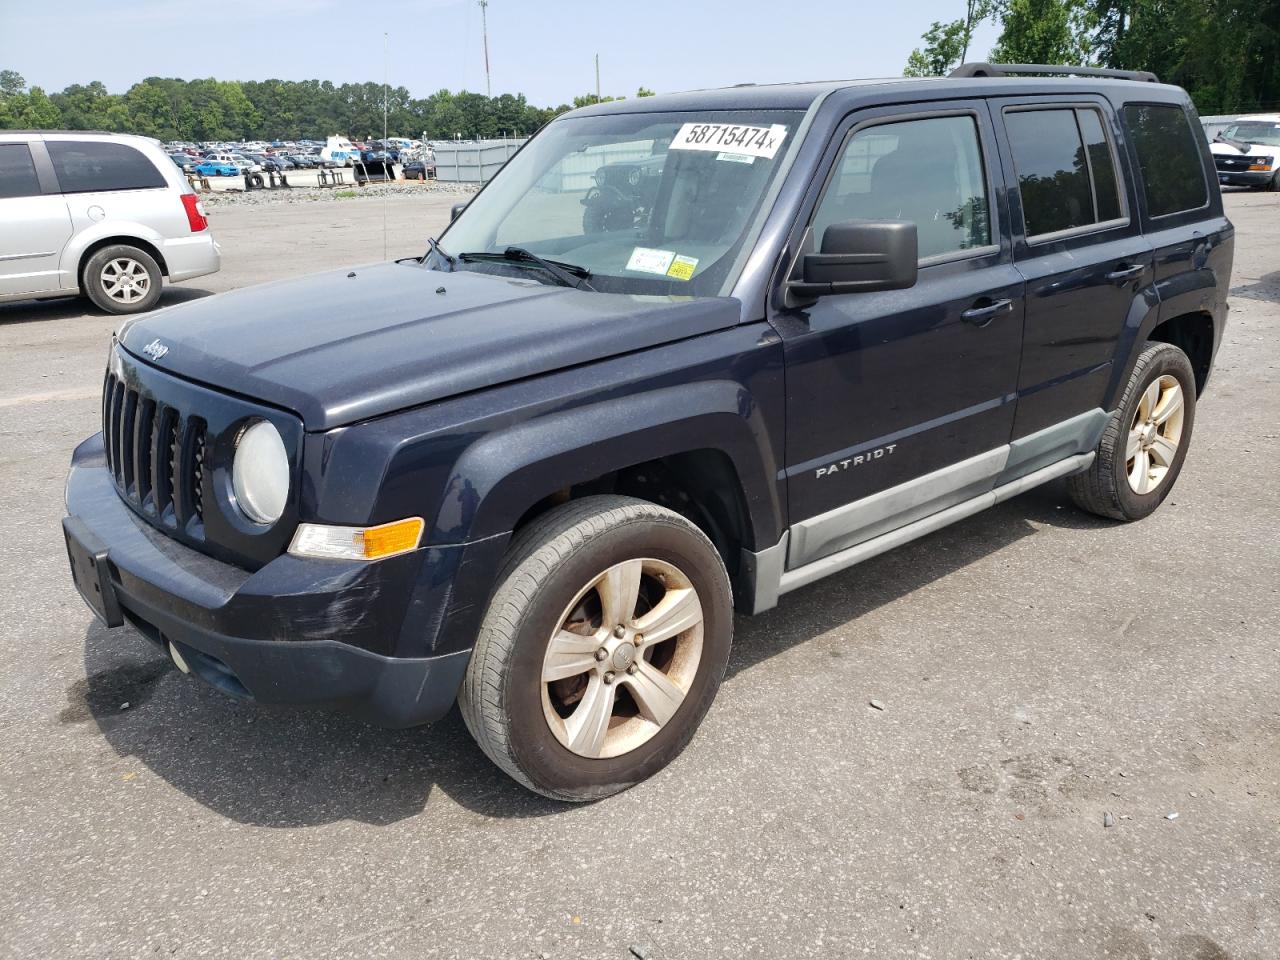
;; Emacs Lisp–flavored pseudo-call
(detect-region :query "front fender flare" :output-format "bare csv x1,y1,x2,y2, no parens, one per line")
430,380,784,550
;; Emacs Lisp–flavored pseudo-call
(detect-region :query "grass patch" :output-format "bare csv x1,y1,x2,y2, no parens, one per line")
334,190,358,199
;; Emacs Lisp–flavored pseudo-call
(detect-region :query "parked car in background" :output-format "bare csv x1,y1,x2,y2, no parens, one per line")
402,158,435,180
168,153,198,173
195,160,237,177
1208,114,1280,190
1,131,219,314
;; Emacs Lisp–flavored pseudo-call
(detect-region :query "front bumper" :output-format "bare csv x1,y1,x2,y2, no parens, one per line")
63,434,487,728
1215,169,1273,187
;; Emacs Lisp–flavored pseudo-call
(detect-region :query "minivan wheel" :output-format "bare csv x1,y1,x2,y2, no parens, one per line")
459,495,733,802
1068,341,1197,521
83,245,163,315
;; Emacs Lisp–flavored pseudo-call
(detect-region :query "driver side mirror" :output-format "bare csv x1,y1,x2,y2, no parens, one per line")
451,201,468,222
788,219,918,299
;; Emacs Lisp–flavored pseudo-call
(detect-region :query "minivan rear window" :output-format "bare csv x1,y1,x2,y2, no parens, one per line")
47,140,166,194
0,143,42,199
1122,104,1209,218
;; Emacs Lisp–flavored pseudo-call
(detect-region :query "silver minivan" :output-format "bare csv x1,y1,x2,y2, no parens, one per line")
0,132,221,314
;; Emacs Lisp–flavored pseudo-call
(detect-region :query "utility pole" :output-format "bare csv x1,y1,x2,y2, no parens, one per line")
595,53,600,100
478,0,492,98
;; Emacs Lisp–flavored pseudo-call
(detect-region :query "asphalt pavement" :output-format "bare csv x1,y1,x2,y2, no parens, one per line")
1,191,1276,960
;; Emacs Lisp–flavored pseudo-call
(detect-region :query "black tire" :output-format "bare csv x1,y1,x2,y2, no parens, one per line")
1266,172,1280,192
81,244,163,315
459,495,733,802
248,172,265,189
1068,341,1197,521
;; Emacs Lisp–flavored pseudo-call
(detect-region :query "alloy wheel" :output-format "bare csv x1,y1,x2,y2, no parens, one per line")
1126,374,1185,494
99,258,152,305
541,558,704,759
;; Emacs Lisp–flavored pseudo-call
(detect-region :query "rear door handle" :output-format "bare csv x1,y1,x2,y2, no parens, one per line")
961,298,1014,327
1105,263,1145,282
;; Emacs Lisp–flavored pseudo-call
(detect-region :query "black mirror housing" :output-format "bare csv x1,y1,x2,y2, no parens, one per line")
790,219,918,298
450,201,468,222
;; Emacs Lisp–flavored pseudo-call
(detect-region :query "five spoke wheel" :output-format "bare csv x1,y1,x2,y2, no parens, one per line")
542,558,704,760
1125,373,1184,494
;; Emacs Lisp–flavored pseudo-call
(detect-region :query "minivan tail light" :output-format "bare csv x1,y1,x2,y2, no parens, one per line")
181,193,208,232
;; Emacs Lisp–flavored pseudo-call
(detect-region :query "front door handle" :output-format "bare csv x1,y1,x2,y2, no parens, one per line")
1105,263,1145,283
961,298,1014,327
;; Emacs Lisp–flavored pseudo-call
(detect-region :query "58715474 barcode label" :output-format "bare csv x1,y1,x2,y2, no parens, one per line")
670,122,788,159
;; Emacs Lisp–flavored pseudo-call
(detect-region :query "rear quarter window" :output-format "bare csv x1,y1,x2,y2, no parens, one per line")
1122,104,1208,218
47,140,167,194
0,143,43,199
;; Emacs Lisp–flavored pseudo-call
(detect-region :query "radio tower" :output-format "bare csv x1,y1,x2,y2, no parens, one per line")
478,0,492,98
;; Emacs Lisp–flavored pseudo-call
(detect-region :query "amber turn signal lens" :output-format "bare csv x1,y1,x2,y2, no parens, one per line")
361,518,425,559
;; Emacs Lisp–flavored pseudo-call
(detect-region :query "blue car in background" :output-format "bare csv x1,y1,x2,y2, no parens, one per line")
195,160,237,177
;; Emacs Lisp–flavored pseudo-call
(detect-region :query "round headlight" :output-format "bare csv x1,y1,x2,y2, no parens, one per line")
232,420,289,525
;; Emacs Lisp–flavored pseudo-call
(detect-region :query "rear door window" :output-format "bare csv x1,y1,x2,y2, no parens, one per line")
46,140,166,193
1122,103,1209,218
0,143,43,199
1004,107,1126,240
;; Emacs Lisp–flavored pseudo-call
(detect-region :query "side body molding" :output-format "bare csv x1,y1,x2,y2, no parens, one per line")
742,410,1110,614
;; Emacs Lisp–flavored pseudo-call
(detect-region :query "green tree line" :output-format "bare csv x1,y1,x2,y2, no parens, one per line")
0,70,655,141
904,0,1280,114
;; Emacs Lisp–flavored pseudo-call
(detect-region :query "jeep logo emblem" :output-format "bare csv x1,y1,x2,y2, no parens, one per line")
142,339,169,361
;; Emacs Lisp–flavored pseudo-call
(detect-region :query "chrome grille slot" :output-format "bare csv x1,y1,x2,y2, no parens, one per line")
151,405,178,519
119,389,138,495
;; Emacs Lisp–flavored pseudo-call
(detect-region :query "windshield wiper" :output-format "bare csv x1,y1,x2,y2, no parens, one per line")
1213,134,1251,153
424,236,455,267
457,247,595,291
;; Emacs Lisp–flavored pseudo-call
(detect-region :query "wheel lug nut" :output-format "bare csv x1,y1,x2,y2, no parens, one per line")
626,663,638,675
594,648,608,662
603,672,616,684
614,625,626,638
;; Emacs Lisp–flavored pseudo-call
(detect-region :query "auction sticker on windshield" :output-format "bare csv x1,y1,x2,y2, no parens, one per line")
626,247,676,275
671,123,788,159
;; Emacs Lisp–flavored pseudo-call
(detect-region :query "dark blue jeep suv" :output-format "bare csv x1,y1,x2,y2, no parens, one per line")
63,63,1232,800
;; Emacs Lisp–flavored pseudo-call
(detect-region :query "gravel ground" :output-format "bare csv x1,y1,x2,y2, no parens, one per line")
0,190,1276,960
199,180,480,207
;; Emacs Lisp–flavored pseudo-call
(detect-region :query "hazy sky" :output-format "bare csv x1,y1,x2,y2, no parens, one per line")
0,0,1001,105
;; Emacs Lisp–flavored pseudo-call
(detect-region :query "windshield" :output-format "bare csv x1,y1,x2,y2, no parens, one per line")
1222,121,1280,147
436,109,804,296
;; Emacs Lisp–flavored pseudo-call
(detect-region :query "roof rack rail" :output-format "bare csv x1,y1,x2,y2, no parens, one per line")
950,62,1159,83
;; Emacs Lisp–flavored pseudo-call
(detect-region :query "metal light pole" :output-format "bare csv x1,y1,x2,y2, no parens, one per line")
478,0,492,98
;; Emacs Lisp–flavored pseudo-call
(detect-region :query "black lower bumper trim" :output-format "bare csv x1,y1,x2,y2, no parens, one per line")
118,588,469,728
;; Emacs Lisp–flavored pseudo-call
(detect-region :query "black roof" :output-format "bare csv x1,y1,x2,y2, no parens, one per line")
570,72,1186,118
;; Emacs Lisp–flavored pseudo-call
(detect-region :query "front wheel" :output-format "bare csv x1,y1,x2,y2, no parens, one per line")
459,496,733,801
1068,340,1197,521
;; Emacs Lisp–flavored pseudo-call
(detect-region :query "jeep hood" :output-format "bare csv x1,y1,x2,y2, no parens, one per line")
119,262,740,429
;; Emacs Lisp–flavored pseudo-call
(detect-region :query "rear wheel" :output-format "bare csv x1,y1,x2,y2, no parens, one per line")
82,244,163,315
1068,340,1196,521
459,495,733,801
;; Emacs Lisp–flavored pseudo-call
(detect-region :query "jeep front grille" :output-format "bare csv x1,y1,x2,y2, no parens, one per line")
102,370,208,529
